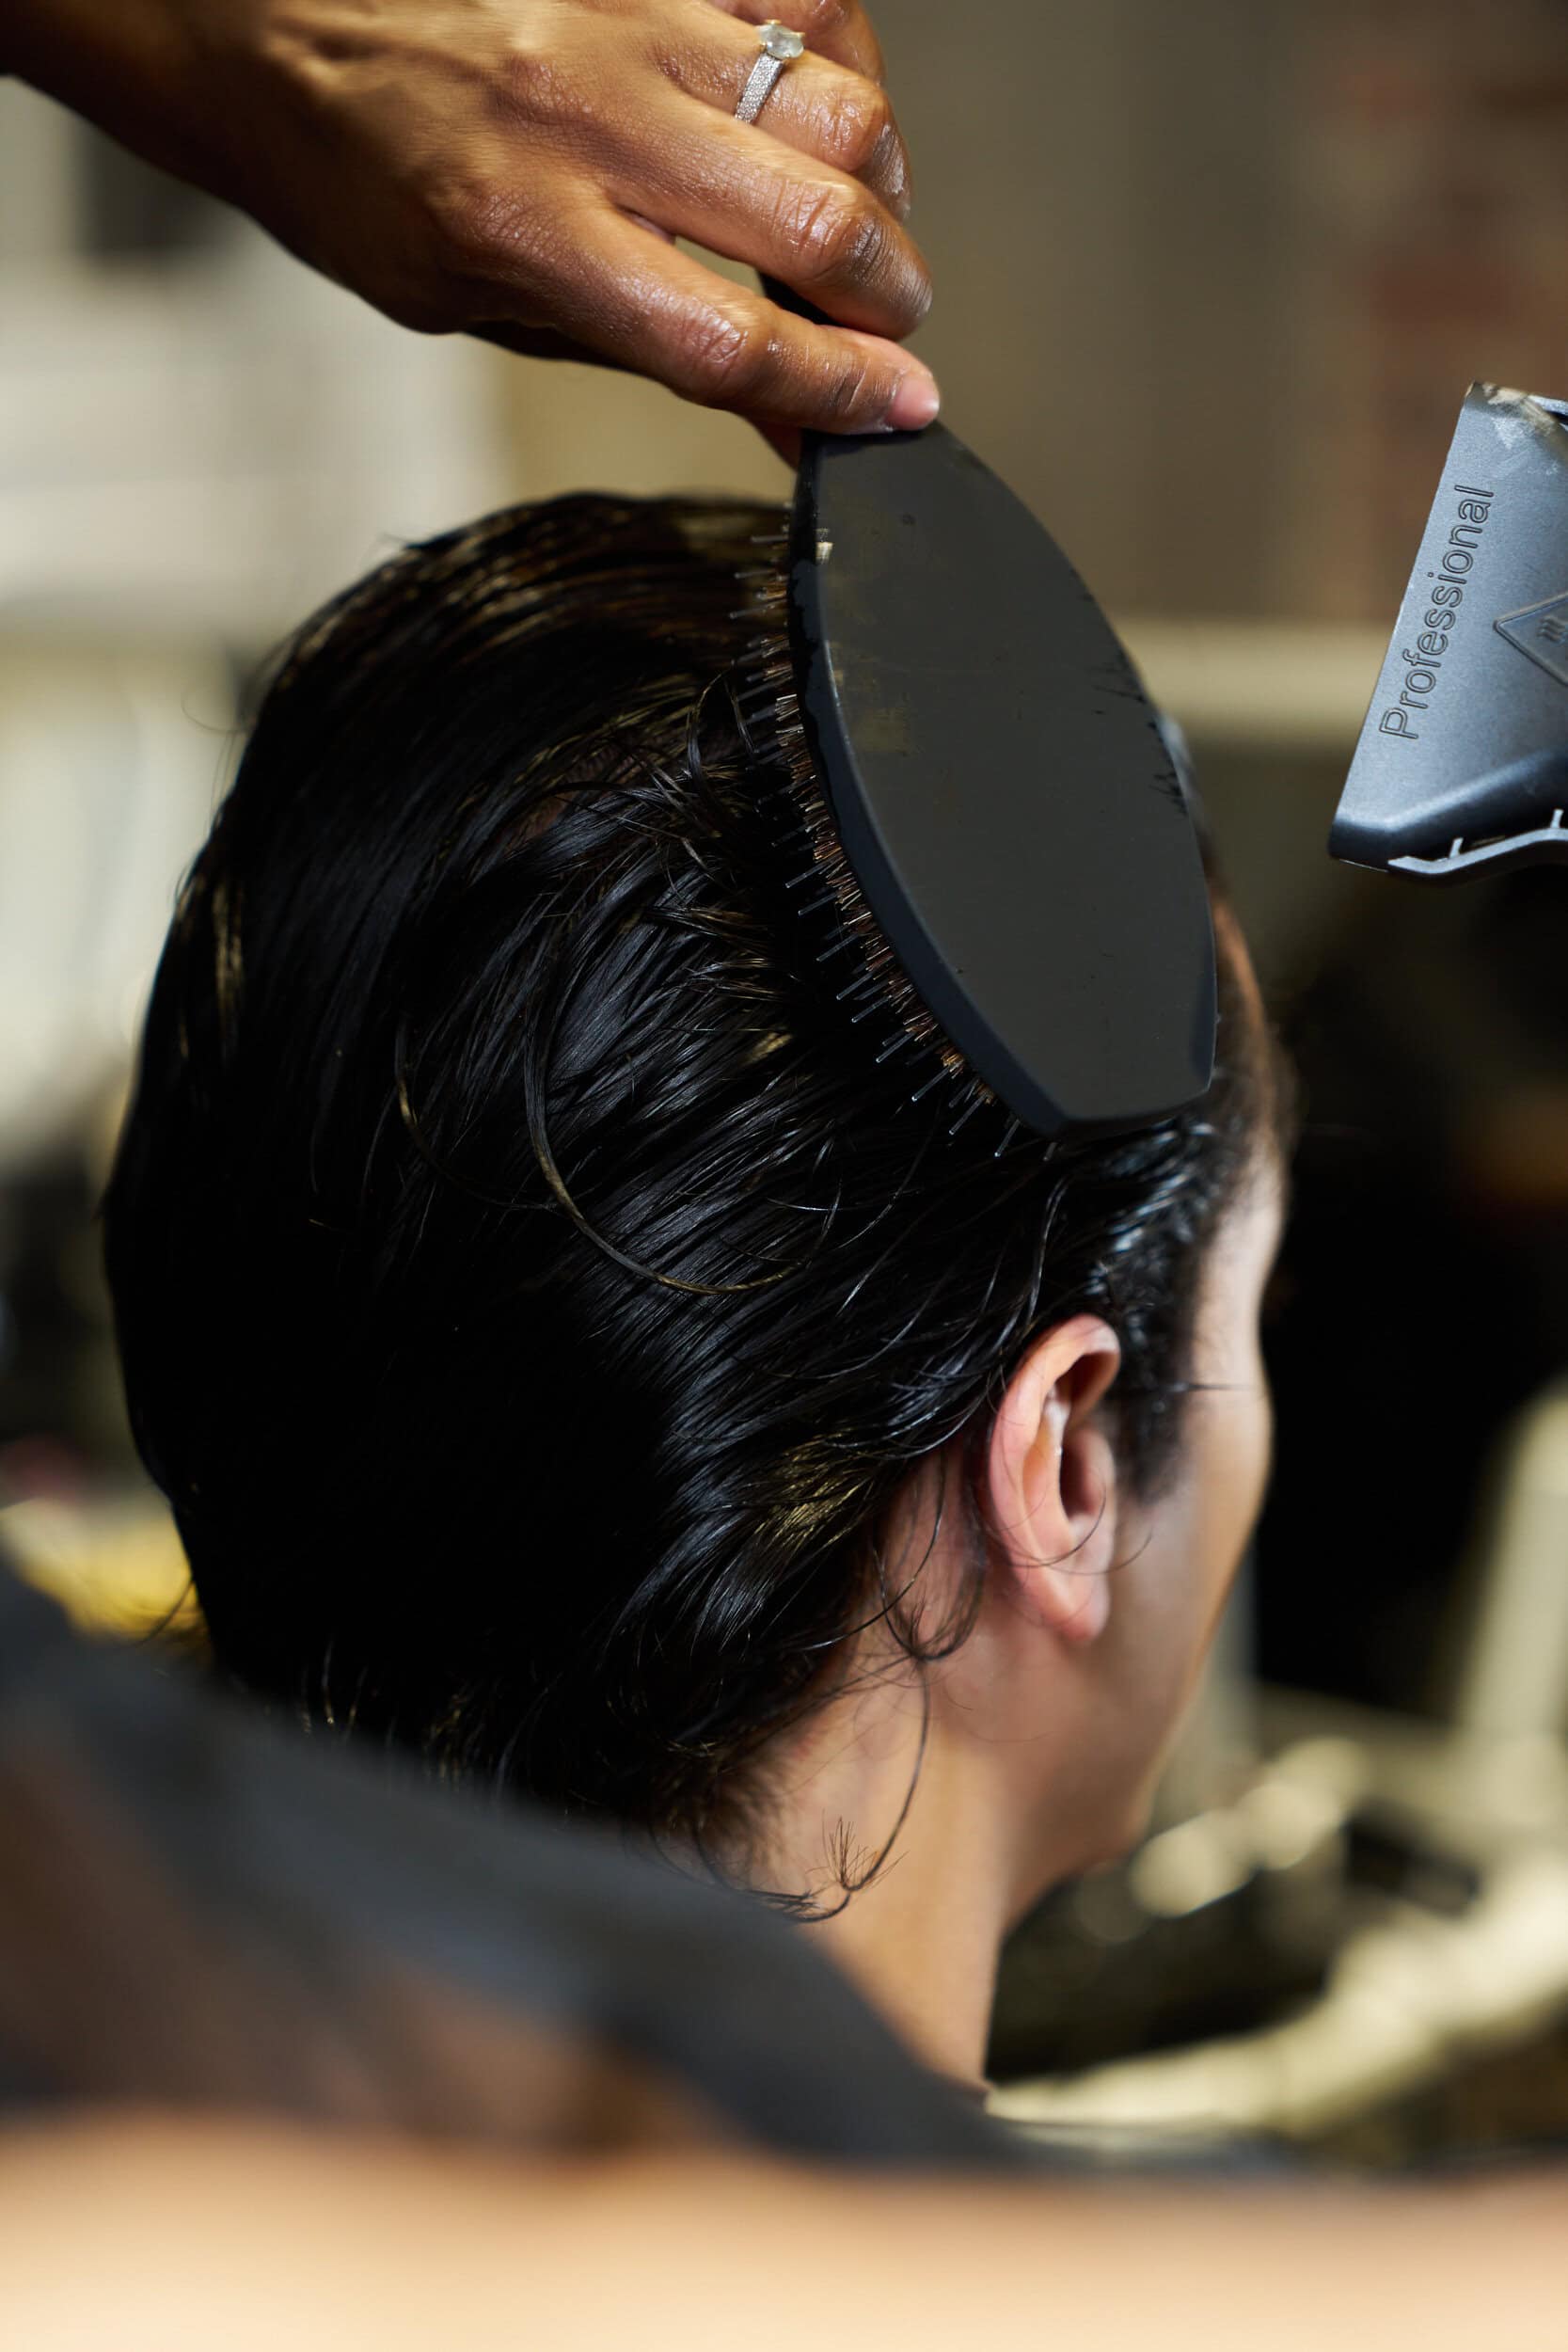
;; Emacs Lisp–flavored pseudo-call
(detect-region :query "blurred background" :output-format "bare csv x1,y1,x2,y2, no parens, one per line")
5,0,1568,2169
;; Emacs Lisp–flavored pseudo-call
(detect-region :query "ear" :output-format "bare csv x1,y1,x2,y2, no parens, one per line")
984,1316,1122,1645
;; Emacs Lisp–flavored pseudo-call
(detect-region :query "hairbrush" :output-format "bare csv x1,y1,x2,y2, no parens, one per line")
734,421,1217,1139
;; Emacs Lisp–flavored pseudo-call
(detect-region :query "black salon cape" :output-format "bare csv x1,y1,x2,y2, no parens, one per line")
0,1553,1022,2169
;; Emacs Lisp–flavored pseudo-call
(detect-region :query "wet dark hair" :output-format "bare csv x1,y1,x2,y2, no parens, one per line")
104,495,1276,1870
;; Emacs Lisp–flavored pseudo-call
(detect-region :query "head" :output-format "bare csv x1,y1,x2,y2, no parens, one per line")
105,495,1288,1919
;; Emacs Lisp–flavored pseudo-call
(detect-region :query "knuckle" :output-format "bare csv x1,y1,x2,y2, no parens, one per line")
792,183,882,281
428,177,512,267
673,306,773,405
831,80,894,173
425,178,484,268
802,0,855,40
898,243,934,325
814,351,881,427
425,175,546,285
498,40,574,123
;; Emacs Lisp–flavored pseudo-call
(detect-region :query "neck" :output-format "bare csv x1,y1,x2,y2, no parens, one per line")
755,1674,1021,2090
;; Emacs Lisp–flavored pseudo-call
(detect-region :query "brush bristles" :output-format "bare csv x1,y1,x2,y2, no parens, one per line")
736,551,998,1134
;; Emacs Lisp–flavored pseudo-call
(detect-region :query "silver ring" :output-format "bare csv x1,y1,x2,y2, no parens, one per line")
735,20,804,126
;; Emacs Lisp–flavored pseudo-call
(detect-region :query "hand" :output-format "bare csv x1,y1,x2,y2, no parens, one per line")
5,0,940,436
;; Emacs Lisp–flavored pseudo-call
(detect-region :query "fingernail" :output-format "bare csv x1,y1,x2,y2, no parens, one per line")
885,370,940,432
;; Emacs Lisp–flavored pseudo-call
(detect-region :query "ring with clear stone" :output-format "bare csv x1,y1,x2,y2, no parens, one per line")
734,20,805,125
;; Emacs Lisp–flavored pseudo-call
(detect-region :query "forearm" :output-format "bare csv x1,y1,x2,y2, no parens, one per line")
7,2112,1567,2352
0,0,218,189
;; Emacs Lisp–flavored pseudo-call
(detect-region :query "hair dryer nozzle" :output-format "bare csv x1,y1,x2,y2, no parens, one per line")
1331,383,1568,883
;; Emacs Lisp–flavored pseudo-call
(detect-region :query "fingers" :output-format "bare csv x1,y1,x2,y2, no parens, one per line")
621,102,927,338
473,211,938,432
392,0,933,430
701,0,884,84
468,319,634,372
665,27,911,217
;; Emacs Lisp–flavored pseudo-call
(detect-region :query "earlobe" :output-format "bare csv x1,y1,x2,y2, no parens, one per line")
987,1316,1122,1646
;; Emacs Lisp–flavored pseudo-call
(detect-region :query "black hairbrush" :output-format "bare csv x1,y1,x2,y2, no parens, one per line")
736,421,1216,1139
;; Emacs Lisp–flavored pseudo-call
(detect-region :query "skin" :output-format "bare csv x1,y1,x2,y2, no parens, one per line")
0,0,941,436
7,10,1562,2308
756,1009,1285,2083
7,2113,1567,2349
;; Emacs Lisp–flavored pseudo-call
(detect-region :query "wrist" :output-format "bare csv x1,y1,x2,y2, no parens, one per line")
2,0,209,185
